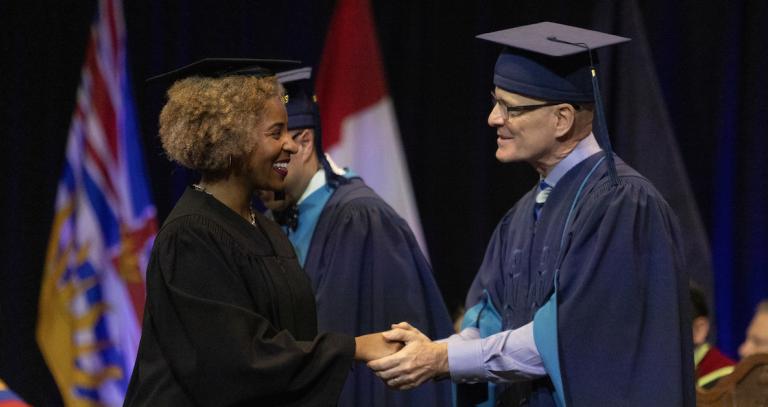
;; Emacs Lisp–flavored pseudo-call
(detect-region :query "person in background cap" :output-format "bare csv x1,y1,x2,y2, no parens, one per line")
690,284,735,389
738,300,768,359
124,59,400,406
368,22,695,406
258,67,453,407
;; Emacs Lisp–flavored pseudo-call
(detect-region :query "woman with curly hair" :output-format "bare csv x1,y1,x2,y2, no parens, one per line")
124,59,397,406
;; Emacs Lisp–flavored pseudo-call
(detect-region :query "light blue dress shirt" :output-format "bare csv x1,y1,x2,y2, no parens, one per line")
447,133,602,383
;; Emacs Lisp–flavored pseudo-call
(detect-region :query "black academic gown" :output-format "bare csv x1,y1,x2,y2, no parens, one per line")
124,188,355,407
302,178,453,407
463,153,696,406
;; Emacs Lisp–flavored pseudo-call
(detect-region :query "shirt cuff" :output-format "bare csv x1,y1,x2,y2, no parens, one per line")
447,338,487,383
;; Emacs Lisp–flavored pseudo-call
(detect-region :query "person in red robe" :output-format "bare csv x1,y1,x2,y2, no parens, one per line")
691,285,735,389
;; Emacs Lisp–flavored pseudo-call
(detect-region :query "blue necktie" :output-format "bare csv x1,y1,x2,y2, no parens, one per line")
534,180,553,219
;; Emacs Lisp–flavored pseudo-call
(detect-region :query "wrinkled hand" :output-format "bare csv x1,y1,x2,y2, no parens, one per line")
354,332,404,362
367,322,449,390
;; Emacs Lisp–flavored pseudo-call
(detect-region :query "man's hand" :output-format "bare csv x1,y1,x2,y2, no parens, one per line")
367,322,449,390
354,332,404,362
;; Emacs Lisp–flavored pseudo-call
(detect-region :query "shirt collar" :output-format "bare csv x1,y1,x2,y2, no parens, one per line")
543,132,602,187
296,169,326,205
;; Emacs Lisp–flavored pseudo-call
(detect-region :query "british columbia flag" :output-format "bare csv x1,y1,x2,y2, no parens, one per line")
36,0,156,405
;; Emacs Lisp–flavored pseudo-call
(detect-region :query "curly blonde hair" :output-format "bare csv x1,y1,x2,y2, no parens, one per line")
158,75,282,174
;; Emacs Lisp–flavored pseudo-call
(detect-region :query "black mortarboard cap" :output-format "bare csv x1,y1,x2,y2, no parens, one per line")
146,58,301,84
477,22,631,184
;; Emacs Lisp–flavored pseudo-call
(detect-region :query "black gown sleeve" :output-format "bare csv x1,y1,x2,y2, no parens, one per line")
145,216,355,406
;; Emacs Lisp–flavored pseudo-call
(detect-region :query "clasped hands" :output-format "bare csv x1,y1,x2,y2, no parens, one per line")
354,322,448,390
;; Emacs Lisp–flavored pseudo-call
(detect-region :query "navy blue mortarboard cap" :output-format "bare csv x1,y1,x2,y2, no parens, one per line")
477,22,629,102
146,58,300,84
276,67,318,130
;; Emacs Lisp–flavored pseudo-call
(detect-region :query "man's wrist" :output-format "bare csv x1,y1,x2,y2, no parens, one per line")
437,342,449,374
433,342,450,380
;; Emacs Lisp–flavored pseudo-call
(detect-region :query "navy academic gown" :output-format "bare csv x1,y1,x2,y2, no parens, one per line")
301,177,454,407
462,153,695,406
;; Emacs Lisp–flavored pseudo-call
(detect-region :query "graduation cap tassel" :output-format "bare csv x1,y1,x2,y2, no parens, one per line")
590,67,620,185
546,37,620,185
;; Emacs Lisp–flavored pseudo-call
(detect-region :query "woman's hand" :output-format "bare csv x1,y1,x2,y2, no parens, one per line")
354,332,404,362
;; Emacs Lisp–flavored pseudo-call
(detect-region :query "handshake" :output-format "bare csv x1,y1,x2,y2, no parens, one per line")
353,322,449,390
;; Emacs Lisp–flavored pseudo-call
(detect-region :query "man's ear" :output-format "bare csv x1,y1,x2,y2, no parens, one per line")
295,129,315,162
553,104,577,137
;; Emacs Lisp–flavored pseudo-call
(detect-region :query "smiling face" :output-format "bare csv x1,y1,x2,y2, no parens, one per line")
244,96,298,191
257,127,320,212
488,87,563,167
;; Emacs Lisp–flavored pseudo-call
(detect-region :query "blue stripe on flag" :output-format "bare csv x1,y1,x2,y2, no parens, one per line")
0,389,24,401
74,386,100,401
94,317,129,387
121,63,154,219
94,315,111,342
76,261,96,281
62,160,76,193
81,168,120,247
94,317,125,367
85,282,103,305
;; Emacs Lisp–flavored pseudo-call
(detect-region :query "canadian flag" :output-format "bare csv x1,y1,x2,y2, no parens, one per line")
316,0,428,255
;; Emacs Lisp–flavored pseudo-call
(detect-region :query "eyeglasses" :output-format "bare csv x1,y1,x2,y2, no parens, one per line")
490,92,579,121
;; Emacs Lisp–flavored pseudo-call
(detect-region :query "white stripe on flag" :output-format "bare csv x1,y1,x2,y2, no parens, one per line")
328,97,428,256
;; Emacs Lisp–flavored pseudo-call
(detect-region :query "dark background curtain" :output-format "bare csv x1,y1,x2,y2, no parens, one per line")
1,1,765,404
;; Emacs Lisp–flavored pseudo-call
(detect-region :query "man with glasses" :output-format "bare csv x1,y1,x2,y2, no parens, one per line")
258,67,453,407
368,22,694,406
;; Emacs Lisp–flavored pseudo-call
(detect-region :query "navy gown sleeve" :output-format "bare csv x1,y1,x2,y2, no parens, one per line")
135,217,354,406
308,196,453,407
555,177,695,406
458,206,523,407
